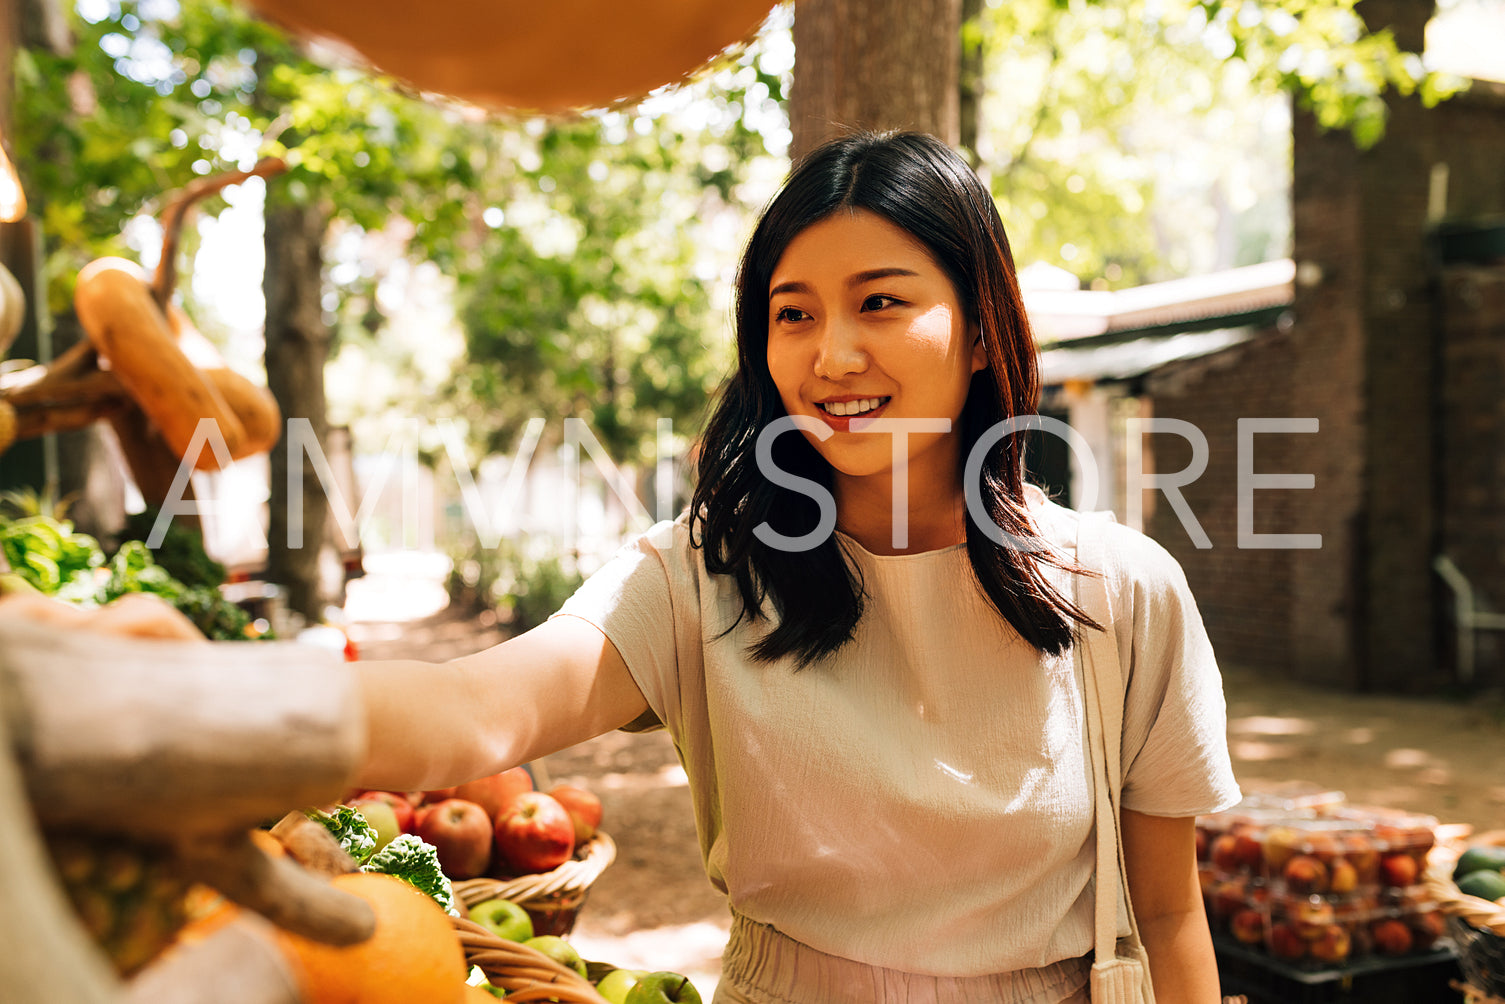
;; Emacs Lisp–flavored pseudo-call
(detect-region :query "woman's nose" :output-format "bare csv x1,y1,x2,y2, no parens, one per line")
812,319,868,379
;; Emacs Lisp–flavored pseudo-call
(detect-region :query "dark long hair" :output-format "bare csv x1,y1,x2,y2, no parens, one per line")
690,131,1094,666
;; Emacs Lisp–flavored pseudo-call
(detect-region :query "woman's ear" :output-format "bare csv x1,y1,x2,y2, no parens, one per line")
970,323,987,373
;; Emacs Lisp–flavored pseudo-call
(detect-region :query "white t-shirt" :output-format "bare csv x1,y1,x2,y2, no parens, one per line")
554,486,1240,977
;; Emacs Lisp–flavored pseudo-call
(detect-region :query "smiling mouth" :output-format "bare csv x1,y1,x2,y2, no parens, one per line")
817,396,891,417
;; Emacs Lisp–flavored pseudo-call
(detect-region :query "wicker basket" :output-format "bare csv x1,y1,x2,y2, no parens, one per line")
453,830,616,936
1425,828,1505,998
451,915,611,1002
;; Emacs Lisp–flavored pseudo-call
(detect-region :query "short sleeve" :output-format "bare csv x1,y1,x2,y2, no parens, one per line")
550,520,689,735
1106,525,1242,817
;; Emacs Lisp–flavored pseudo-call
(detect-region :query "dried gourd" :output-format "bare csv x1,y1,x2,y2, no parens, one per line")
0,260,24,358
0,398,15,455
166,305,282,456
74,258,246,470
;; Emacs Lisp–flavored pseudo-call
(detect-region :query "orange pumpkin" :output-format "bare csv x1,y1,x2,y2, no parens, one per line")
241,0,779,112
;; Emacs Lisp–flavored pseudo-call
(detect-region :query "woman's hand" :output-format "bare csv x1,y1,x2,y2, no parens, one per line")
0,591,206,641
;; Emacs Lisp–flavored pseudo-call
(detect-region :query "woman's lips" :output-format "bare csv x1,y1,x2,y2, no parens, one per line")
813,396,891,433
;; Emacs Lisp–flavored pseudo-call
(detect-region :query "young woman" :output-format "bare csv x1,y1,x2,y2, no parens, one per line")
362,131,1240,1002
5,132,1239,1002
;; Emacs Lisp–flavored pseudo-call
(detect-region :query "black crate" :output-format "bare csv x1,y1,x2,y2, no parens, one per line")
1214,936,1463,1004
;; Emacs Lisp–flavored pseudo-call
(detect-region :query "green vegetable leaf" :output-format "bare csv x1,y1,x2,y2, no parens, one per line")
363,833,459,916
103,540,184,602
0,515,106,598
306,805,378,867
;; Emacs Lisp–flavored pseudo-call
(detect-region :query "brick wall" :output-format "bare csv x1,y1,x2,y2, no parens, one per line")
1284,108,1373,688
1140,75,1505,691
1144,329,1297,673
1438,265,1505,688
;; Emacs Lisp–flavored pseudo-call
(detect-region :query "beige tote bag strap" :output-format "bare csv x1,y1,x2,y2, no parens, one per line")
1075,511,1148,969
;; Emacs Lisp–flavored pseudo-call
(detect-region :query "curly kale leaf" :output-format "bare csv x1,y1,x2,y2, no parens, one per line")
306,805,377,867
364,834,459,916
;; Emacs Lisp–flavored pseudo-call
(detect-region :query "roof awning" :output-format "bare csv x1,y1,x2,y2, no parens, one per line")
1038,327,1258,385
1025,258,1295,347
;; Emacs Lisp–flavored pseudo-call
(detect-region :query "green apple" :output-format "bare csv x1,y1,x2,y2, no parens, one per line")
351,799,401,852
522,934,587,978
625,971,702,1004
596,968,648,1004
467,897,533,942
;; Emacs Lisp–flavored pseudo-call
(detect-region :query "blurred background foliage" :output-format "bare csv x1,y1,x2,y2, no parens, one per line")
7,0,1465,459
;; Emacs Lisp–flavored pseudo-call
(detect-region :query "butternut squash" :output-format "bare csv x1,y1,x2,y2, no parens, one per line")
74,258,246,470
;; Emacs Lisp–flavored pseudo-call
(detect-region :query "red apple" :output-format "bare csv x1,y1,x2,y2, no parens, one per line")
1210,834,1242,873
455,767,535,823
1328,857,1358,895
1282,855,1329,896
1230,908,1265,945
415,798,493,879
1409,910,1446,950
1209,877,1250,919
1267,922,1307,961
351,791,416,833
1309,924,1352,965
1369,917,1414,955
1232,831,1264,871
420,786,459,804
548,784,603,843
494,792,575,874
1379,852,1419,887
1292,897,1336,940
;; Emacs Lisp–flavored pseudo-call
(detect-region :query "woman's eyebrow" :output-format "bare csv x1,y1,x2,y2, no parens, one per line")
768,267,921,300
847,267,919,286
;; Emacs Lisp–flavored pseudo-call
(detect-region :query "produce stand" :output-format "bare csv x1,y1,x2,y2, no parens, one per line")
1214,935,1460,1003
1198,785,1472,1004
0,2,779,999
1427,830,1505,1002
0,618,367,1003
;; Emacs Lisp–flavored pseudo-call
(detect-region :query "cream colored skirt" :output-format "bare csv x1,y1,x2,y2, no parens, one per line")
713,913,1091,1004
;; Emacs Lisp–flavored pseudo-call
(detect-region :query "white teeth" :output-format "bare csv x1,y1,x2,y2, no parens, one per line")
819,397,887,417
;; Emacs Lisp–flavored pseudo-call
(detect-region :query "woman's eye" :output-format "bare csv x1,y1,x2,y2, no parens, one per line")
774,306,809,323
862,294,900,312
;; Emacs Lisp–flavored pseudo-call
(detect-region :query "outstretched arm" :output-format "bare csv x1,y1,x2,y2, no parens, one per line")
354,613,649,792
1122,810,1222,1004
0,592,651,795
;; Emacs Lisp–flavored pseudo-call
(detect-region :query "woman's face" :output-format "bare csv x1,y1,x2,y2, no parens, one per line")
765,209,986,484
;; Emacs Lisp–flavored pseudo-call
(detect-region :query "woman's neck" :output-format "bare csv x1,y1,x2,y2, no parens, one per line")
834,470,970,555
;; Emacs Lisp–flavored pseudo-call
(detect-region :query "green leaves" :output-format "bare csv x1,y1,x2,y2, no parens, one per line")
307,804,378,867
0,514,105,598
363,833,459,916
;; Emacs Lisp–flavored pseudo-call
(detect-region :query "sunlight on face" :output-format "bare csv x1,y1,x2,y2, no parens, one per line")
765,209,985,487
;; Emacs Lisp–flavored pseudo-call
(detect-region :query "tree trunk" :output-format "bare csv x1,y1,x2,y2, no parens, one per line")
788,0,963,161
958,0,984,162
263,193,331,621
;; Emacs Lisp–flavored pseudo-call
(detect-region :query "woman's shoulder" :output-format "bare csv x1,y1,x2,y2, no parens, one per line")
601,512,711,589
1027,487,1190,593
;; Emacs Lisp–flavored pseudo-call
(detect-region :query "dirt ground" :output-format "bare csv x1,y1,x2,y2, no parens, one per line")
349,606,1505,995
